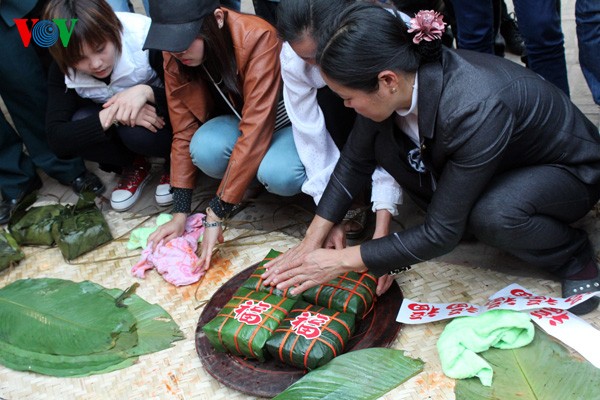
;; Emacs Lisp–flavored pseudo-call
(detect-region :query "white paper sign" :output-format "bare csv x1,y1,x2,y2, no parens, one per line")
396,284,600,367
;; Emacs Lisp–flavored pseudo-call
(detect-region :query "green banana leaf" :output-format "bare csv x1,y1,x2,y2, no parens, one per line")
52,193,113,260
273,347,424,399
455,327,600,399
0,231,25,271
0,278,183,377
0,279,137,356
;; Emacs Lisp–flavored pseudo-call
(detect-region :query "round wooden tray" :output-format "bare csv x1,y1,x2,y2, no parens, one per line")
195,264,403,398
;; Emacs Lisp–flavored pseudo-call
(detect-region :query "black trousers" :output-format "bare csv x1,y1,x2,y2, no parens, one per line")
374,125,600,278
72,105,172,173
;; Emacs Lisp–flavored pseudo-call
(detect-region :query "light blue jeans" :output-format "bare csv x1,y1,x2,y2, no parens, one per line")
190,115,305,196
576,0,600,105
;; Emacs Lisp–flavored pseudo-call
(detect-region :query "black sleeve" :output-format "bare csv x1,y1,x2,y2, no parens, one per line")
148,49,168,118
316,115,378,223
45,62,111,158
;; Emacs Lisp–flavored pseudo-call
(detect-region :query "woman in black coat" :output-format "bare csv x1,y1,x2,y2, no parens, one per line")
262,3,600,315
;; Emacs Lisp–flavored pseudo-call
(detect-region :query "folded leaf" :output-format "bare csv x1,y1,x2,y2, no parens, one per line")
9,204,65,246
273,348,424,399
0,231,25,271
52,194,112,260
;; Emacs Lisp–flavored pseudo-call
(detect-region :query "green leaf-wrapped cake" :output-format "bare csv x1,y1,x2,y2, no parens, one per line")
240,249,302,300
302,271,378,319
9,203,65,246
265,301,356,370
52,194,112,261
202,287,297,361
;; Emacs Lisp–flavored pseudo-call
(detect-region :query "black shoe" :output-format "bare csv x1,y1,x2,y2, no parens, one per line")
494,32,506,57
500,12,525,56
0,199,19,225
71,171,105,196
562,264,600,316
0,175,43,224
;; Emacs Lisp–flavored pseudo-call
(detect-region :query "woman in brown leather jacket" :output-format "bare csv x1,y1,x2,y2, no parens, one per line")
144,0,303,271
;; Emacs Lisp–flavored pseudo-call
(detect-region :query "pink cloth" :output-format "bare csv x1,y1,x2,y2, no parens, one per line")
131,213,206,286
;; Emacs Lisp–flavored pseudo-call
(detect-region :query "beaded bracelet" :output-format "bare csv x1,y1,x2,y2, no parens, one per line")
202,216,223,229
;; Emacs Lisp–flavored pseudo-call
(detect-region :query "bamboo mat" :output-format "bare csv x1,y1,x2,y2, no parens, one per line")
1,204,599,400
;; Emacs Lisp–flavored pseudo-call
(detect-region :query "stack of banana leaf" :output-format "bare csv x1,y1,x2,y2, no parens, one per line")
8,193,112,261
0,278,183,377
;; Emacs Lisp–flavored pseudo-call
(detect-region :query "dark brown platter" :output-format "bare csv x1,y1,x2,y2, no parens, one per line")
195,263,403,398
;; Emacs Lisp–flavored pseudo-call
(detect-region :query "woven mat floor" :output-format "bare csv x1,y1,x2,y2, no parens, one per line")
1,203,599,400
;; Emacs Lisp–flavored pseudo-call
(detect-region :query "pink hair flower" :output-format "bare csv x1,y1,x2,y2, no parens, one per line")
408,10,447,44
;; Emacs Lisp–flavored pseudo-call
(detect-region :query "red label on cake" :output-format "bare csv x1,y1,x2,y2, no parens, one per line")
290,311,330,339
233,300,271,325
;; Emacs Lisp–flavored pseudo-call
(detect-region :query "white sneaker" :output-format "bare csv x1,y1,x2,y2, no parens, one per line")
110,163,151,212
155,171,173,206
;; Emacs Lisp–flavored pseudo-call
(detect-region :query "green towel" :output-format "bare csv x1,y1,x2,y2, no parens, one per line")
126,214,173,250
437,309,534,386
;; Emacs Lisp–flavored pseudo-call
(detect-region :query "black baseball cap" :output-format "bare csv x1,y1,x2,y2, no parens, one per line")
143,0,220,52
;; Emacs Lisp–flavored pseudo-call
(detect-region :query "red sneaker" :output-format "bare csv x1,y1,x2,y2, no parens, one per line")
110,162,151,211
155,171,173,206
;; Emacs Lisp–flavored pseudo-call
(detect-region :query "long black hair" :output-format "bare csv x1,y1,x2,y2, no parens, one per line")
178,11,241,103
276,0,354,44
317,2,423,92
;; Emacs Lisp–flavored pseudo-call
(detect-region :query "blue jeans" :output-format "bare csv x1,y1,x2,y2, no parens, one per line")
450,0,496,54
189,115,305,196
0,18,85,199
513,0,569,95
576,0,600,105
450,0,569,95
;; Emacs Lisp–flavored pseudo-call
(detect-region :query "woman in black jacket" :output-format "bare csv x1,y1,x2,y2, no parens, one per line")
262,3,600,315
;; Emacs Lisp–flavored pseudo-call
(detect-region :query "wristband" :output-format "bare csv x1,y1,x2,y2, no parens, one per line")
202,216,223,228
208,196,241,219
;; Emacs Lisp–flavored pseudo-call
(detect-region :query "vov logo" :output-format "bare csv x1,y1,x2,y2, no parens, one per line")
14,18,78,47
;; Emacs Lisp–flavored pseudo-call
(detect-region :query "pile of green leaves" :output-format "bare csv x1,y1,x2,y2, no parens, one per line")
0,278,183,377
9,192,64,246
8,193,112,261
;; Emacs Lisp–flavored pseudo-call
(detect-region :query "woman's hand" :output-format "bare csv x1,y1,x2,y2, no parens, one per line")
375,274,395,296
134,104,165,133
263,246,366,296
99,106,117,131
196,210,225,273
103,85,154,126
372,208,395,296
323,223,346,249
147,213,187,249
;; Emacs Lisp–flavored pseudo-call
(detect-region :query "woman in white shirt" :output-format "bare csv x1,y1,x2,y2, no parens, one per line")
278,0,403,233
277,0,403,293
